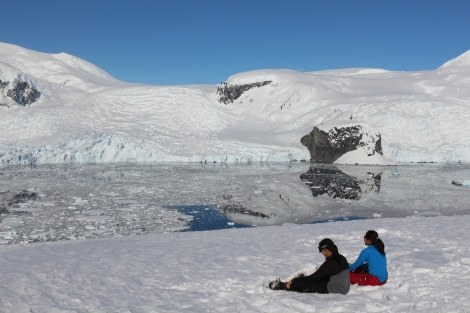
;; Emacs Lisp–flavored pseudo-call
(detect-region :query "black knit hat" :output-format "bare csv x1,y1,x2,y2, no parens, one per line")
318,238,334,253
364,230,379,242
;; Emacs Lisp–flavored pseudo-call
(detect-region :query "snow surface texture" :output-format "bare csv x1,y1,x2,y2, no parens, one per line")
0,215,469,312
2,42,470,165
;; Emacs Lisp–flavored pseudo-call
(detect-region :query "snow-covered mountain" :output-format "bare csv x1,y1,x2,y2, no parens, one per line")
1,42,469,166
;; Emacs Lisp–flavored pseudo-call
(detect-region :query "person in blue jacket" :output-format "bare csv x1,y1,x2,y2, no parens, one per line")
349,230,388,286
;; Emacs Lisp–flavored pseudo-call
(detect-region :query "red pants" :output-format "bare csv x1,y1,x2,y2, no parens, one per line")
350,272,386,286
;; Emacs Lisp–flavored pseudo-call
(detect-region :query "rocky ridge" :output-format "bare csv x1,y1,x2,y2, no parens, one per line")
0,78,40,107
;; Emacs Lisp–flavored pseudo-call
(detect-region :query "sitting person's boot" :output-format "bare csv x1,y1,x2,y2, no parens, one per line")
269,278,287,290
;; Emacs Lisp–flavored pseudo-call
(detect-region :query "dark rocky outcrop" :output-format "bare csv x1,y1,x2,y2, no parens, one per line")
0,79,40,106
300,125,382,163
216,81,272,104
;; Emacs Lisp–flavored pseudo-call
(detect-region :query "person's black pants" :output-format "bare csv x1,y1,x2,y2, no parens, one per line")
289,280,328,294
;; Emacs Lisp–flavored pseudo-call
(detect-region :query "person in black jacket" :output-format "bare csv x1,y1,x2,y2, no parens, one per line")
269,238,350,294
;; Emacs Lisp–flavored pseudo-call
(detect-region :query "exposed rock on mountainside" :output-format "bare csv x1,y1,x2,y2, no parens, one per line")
216,81,272,104
0,78,40,106
301,125,383,163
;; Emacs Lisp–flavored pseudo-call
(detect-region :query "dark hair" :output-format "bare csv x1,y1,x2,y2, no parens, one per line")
318,238,342,264
365,230,386,256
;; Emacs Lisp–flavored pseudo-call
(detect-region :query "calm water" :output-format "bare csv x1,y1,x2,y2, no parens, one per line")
1,162,469,244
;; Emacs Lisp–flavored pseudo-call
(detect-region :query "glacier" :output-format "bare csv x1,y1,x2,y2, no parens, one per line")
1,42,470,166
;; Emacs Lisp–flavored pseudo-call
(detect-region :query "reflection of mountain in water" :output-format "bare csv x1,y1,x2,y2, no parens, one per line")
216,165,384,226
0,190,39,215
3,163,469,244
217,193,274,224
300,165,382,200
218,203,273,219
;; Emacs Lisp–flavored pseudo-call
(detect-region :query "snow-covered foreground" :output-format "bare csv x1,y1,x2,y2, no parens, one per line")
1,214,469,313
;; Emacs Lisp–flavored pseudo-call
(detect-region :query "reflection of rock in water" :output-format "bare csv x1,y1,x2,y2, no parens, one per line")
0,190,39,215
300,165,381,200
217,202,273,219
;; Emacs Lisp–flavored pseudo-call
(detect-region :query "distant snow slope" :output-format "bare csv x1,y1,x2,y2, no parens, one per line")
1,42,470,165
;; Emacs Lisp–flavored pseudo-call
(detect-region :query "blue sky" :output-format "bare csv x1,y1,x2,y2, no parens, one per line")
1,0,469,85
